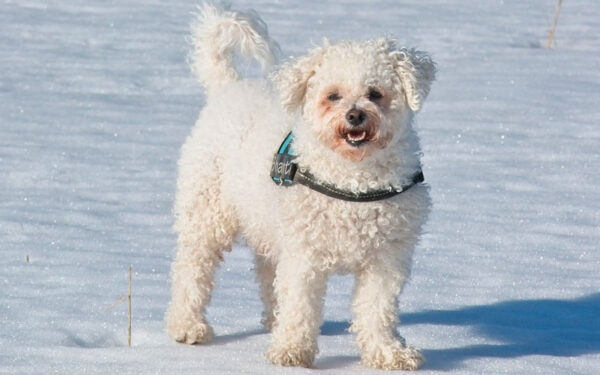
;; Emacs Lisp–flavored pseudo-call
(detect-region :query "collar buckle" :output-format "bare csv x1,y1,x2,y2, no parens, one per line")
270,153,297,186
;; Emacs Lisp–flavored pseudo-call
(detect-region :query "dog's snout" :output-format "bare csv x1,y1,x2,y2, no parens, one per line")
345,108,366,126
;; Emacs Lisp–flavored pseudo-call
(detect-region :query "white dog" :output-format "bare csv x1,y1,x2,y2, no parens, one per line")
166,3,435,370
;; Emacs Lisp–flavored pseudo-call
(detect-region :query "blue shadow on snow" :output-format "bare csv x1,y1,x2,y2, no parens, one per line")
208,294,599,370
318,294,600,370
401,293,600,370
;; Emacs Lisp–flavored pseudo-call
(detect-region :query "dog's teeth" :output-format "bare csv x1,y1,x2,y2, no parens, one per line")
347,131,366,141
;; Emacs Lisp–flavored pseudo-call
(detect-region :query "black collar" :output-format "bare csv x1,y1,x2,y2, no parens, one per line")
270,132,424,202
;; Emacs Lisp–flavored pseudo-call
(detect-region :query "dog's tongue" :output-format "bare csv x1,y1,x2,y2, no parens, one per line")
347,131,366,142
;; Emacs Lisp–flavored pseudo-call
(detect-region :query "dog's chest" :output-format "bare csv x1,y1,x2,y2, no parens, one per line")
285,193,414,271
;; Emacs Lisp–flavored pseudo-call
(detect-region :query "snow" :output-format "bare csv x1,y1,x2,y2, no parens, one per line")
1,0,599,374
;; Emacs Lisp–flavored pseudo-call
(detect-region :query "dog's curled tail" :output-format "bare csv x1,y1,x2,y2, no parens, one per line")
190,3,279,91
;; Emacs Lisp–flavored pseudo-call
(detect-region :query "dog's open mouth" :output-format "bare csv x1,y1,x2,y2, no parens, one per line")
345,130,369,147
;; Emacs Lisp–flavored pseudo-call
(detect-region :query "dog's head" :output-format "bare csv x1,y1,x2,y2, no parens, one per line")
274,38,435,162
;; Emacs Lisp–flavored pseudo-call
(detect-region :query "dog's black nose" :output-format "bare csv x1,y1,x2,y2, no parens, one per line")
345,108,366,126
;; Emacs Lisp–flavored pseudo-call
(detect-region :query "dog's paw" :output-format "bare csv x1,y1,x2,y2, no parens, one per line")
167,320,214,345
266,343,316,368
362,345,424,371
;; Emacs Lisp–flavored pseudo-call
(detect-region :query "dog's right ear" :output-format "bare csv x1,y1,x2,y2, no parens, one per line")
273,46,325,113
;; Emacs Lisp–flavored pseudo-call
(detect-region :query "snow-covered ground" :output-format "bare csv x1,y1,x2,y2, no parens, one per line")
1,0,599,374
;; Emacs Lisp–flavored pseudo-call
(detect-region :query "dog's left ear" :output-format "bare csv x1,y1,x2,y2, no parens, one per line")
273,46,325,113
390,47,436,112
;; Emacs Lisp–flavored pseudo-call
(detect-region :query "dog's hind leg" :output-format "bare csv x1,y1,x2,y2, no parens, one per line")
254,254,277,331
165,157,238,345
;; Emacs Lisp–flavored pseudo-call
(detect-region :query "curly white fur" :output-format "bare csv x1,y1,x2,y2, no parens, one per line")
189,2,279,92
166,3,435,370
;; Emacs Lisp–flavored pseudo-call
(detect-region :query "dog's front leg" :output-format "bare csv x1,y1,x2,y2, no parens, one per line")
266,253,326,368
351,256,424,370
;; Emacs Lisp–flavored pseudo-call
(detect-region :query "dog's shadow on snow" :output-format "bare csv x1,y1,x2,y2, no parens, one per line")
400,293,600,371
211,294,600,370
211,328,266,346
316,294,600,370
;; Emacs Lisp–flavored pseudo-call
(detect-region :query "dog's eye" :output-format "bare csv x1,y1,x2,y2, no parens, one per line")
368,89,383,101
327,93,341,102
